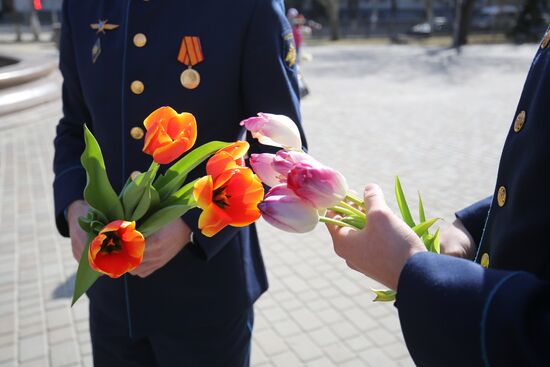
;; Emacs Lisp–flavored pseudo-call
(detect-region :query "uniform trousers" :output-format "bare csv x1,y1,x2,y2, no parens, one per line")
90,307,254,367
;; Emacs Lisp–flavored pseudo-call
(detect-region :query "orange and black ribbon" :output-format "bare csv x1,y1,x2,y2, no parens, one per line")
177,36,204,66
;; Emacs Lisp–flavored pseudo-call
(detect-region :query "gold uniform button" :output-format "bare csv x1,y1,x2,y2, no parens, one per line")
133,33,147,47
130,127,144,140
497,186,507,207
513,111,526,132
541,31,550,49
131,80,144,95
481,253,490,268
130,171,141,181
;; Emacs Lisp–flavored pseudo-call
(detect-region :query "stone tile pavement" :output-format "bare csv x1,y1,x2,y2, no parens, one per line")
0,43,536,366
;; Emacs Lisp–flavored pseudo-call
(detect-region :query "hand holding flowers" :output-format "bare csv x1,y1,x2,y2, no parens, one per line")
241,113,441,302
72,107,263,305
326,184,427,291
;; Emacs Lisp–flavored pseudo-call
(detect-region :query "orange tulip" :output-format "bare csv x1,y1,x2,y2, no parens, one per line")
88,220,145,278
143,106,197,164
194,142,263,237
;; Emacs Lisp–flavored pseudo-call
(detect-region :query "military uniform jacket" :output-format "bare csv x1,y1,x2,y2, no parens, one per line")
395,32,550,366
53,0,306,336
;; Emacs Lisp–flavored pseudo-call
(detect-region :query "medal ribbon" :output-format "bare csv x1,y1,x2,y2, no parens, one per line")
177,36,204,66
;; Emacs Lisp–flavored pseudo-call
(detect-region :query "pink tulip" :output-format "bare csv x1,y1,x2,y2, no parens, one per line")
249,153,285,187
287,162,348,209
272,150,315,177
258,185,319,233
240,113,302,150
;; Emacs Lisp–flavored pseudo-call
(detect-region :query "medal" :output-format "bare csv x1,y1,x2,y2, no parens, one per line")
180,67,201,90
90,19,119,63
177,36,204,89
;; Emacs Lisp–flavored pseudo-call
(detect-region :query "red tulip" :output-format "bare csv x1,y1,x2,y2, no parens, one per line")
194,141,264,237
88,220,145,278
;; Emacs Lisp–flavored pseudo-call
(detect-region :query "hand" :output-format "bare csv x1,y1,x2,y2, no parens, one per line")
440,219,475,260
67,200,89,262
130,218,191,278
326,184,426,290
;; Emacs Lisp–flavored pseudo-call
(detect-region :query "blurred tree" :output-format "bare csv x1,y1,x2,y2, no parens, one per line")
317,0,341,40
348,0,359,30
452,0,475,47
425,0,434,25
511,0,547,42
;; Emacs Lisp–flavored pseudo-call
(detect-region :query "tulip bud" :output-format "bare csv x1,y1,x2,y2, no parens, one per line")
287,162,348,209
249,153,286,187
240,113,302,150
259,185,319,233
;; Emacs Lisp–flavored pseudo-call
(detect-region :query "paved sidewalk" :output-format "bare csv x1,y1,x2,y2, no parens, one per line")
0,43,535,366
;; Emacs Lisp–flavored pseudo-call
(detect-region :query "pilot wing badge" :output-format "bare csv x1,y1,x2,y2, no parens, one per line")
90,19,120,63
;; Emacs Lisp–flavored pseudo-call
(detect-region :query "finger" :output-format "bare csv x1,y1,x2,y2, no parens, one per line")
345,260,359,272
363,183,387,213
326,224,356,259
325,214,354,240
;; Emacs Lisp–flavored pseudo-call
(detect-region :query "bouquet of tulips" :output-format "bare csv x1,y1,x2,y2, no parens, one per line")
73,107,440,306
72,107,264,305
241,113,441,302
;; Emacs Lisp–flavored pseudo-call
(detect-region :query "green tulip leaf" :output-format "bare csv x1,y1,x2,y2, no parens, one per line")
137,204,194,237
424,227,441,253
372,289,397,302
78,216,92,233
154,141,231,200
418,192,426,223
81,125,124,220
395,176,415,228
160,178,200,208
72,234,101,306
412,218,439,238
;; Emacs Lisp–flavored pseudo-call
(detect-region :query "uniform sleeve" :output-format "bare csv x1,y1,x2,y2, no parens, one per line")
52,0,92,237
455,196,492,246
395,252,550,367
182,0,308,260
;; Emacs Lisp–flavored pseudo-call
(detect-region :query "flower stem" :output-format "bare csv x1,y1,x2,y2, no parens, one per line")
337,201,366,219
345,193,365,208
147,161,160,176
319,216,361,229
328,206,356,217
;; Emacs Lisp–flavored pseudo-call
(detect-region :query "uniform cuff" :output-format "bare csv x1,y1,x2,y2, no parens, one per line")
53,167,86,237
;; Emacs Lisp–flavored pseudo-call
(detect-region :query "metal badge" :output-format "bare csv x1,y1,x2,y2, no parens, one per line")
177,36,204,89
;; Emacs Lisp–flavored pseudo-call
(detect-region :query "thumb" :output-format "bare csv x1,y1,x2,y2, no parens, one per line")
363,183,387,213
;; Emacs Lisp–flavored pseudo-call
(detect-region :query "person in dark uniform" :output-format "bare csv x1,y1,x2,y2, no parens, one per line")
53,0,306,366
326,28,550,367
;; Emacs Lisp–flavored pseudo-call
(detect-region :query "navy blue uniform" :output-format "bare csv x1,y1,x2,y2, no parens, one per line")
395,30,550,366
53,0,306,365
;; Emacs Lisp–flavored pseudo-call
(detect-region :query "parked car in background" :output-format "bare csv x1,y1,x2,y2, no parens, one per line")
471,5,518,31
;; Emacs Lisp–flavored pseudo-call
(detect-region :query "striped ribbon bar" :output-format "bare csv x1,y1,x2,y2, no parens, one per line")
177,36,204,66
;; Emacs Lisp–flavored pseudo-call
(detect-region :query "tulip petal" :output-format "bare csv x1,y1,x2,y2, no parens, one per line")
198,204,230,237
206,151,239,180
152,139,191,165
143,106,177,129
166,113,197,143
194,175,214,208
217,141,249,161
143,121,173,156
